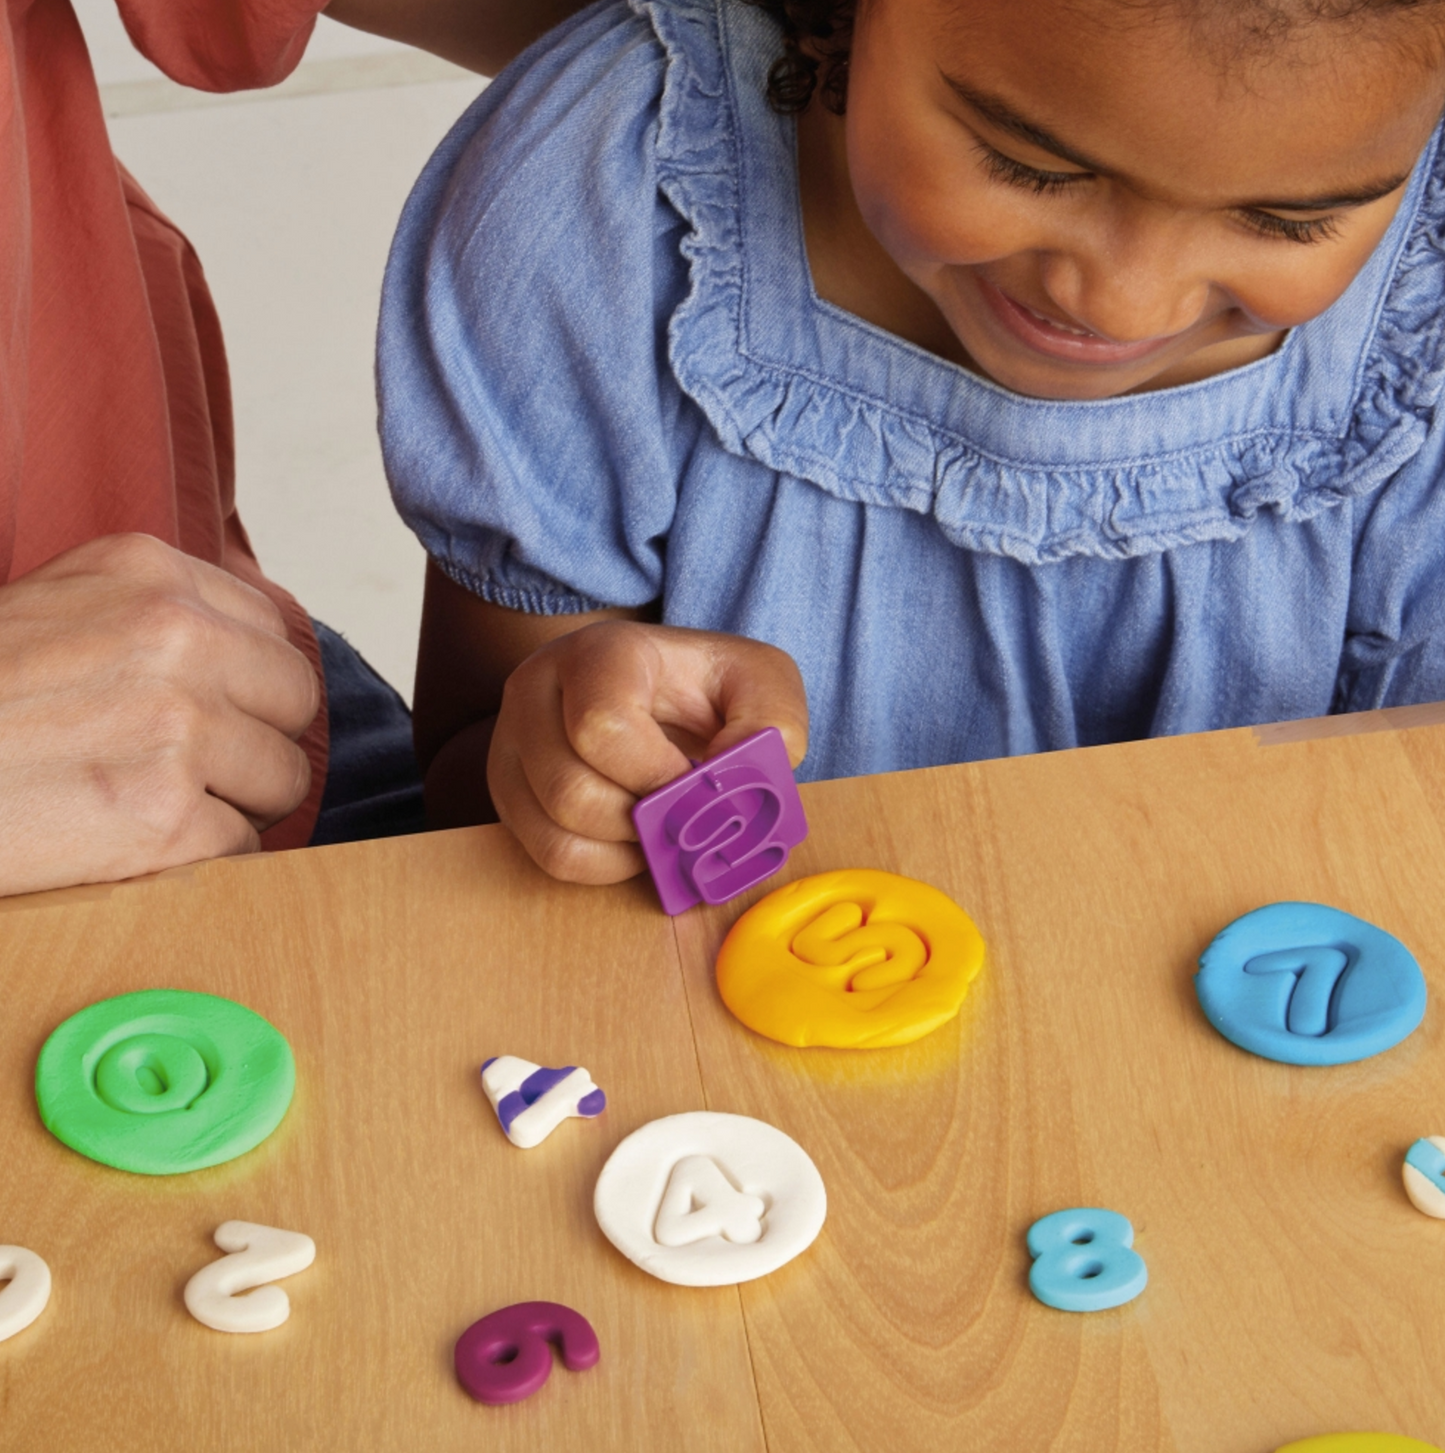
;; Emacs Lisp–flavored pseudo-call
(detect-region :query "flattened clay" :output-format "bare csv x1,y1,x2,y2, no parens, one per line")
35,989,294,1175
1195,903,1426,1066
593,1112,825,1286
1275,1437,1444,1452
715,869,985,1048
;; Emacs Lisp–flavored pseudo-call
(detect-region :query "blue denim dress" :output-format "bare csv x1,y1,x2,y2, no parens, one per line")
379,0,1445,781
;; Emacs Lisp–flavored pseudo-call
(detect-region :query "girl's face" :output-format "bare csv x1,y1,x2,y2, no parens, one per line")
837,0,1445,399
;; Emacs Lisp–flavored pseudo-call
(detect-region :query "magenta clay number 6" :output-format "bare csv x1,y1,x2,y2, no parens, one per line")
454,1301,600,1405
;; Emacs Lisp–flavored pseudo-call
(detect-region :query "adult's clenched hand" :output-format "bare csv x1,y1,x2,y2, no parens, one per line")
0,533,321,897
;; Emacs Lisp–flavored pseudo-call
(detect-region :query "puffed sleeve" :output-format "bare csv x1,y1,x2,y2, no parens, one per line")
1335,417,1445,710
378,0,699,615
115,0,322,93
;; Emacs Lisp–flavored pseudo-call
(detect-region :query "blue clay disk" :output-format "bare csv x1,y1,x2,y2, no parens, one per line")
1195,902,1426,1066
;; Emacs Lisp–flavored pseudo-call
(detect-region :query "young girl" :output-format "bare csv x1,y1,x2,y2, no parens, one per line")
379,0,1445,884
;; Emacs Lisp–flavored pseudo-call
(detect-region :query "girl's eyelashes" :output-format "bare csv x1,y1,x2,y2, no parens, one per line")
1235,210,1342,246
974,141,1091,195
976,138,1346,248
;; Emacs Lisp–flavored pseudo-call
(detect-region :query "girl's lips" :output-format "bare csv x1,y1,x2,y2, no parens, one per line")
981,280,1182,366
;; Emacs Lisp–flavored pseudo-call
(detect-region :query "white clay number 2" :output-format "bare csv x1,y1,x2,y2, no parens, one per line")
0,1246,52,1343
184,1221,316,1334
654,1156,766,1247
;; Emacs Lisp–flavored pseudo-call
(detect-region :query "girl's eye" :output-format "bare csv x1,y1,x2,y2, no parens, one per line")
975,142,1091,196
1238,210,1342,246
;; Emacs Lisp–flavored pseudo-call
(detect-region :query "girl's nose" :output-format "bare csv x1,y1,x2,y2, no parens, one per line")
1039,221,1211,344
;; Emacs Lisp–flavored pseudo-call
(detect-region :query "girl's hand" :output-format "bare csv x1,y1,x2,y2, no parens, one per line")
487,621,808,883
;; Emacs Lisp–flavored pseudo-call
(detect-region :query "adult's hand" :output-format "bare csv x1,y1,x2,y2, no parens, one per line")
0,534,320,897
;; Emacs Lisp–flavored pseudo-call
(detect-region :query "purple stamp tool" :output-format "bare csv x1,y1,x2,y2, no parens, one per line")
454,1301,600,1405
631,726,808,916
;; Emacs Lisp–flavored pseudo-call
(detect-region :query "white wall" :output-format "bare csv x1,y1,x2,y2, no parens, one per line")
73,0,488,700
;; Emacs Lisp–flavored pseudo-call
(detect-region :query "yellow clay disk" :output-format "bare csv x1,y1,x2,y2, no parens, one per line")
1275,1438,1444,1453
715,869,985,1048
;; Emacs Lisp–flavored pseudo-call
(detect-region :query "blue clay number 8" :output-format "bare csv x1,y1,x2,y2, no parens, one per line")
1027,1208,1148,1312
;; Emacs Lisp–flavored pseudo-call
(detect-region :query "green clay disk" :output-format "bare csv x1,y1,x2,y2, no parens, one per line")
35,989,295,1175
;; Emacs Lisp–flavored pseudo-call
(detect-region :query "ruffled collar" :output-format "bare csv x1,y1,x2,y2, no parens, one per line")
641,0,1445,562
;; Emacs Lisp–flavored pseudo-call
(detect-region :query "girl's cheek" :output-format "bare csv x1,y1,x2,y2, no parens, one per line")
848,110,1029,271
1226,233,1400,332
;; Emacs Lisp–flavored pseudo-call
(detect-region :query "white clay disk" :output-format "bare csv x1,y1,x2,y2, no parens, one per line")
0,1246,52,1342
593,1112,826,1287
184,1221,316,1333
1403,1135,1445,1219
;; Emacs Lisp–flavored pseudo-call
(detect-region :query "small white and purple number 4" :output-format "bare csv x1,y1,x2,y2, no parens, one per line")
481,1056,607,1149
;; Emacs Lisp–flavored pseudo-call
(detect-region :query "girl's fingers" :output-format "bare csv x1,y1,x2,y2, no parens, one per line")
681,635,810,768
502,664,643,843
553,626,696,799
490,620,811,887
488,723,647,884
555,623,808,796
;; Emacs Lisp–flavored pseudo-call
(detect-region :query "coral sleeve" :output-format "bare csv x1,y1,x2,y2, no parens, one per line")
115,0,326,93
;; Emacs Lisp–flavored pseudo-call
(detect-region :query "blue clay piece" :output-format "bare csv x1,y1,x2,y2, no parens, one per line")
1027,1208,1147,1313
1406,1137,1445,1187
1195,902,1426,1067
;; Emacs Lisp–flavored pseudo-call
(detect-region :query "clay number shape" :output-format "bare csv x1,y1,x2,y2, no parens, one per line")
715,869,986,1049
184,1221,316,1333
1027,1208,1148,1313
1404,1136,1445,1218
792,901,928,994
654,1156,766,1247
481,1056,606,1149
0,1246,52,1343
1195,902,1426,1067
454,1302,600,1405
1242,947,1349,1037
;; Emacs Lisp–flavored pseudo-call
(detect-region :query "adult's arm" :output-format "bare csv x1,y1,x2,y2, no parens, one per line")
324,0,591,78
116,0,590,93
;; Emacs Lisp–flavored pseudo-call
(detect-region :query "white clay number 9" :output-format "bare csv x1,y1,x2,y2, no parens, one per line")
0,1246,52,1342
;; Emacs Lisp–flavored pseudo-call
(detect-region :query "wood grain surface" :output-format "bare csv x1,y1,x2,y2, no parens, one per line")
674,725,1445,1453
3,721,1444,1452
0,830,764,1453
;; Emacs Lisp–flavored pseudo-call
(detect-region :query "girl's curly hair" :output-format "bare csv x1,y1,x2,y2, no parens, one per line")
747,0,856,113
745,0,1445,116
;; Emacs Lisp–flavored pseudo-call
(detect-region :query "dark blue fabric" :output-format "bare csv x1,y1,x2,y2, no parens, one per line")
310,621,427,846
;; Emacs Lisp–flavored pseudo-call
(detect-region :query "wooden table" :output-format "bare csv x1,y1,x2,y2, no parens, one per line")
4,710,1445,1452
